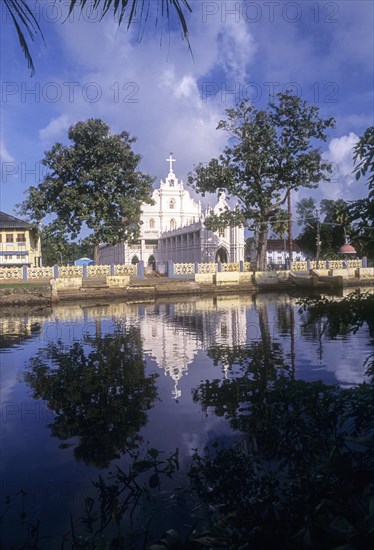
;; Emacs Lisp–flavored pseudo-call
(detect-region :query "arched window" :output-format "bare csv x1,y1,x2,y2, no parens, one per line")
169,199,175,209
131,256,139,265
149,218,155,229
170,219,176,230
218,227,225,238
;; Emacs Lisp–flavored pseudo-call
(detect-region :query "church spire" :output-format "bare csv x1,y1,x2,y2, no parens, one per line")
160,152,183,190
166,152,176,174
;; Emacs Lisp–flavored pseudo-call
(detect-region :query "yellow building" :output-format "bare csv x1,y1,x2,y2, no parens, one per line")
0,211,42,267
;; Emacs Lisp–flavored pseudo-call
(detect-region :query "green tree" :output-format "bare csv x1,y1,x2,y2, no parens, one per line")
189,93,335,271
269,207,289,265
296,197,351,258
353,126,374,188
4,0,192,76
18,119,154,263
295,197,317,256
269,208,289,240
39,223,94,266
351,126,374,257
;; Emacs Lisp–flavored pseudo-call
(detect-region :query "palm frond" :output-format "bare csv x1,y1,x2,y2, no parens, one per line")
4,0,192,76
66,0,192,46
4,0,45,76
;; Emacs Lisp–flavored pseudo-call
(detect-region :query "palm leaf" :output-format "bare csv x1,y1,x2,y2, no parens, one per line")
66,0,192,46
4,0,45,76
5,0,192,75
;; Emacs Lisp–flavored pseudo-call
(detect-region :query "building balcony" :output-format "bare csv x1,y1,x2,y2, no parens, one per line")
0,242,27,250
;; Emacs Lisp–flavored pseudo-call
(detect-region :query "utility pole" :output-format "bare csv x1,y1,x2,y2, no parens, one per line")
287,189,292,268
316,208,321,269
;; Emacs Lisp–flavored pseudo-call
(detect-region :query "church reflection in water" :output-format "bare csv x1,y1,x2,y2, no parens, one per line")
114,295,253,399
1,291,369,404
0,295,254,400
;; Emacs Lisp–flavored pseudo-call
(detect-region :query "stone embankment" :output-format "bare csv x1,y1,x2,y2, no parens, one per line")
55,276,257,302
0,277,257,308
1,267,374,307
0,284,52,306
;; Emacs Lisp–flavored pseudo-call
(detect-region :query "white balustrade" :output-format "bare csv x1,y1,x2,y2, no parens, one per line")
27,267,54,279
87,265,110,277
59,266,83,278
114,264,137,276
174,263,195,275
0,267,23,279
221,262,240,272
198,263,217,274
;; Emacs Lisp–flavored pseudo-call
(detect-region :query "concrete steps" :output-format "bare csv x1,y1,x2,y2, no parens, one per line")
82,277,108,289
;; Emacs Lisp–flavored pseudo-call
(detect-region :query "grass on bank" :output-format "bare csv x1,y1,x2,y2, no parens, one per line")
0,282,50,289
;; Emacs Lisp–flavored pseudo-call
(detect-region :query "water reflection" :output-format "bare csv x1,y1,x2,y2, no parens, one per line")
1,291,373,547
23,326,158,467
1,292,370,398
0,315,44,350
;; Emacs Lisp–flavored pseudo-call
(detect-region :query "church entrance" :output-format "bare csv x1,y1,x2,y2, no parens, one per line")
215,247,228,263
148,255,156,270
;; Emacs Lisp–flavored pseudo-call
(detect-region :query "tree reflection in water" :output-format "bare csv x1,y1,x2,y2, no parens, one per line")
24,325,158,467
14,293,374,547
190,295,374,548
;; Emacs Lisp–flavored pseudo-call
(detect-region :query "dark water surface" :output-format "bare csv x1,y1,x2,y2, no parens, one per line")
0,291,372,546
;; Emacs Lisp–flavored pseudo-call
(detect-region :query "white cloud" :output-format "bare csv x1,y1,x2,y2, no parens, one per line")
321,132,360,200
328,132,359,176
0,140,15,163
39,114,71,142
33,9,257,185
2,0,371,217
293,132,363,224
217,19,258,79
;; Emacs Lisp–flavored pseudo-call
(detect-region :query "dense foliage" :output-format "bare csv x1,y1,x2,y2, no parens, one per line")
18,119,154,262
296,197,352,258
189,93,335,270
40,225,94,266
350,126,374,258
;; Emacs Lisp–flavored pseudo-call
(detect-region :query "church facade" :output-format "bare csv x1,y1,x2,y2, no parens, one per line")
98,155,245,268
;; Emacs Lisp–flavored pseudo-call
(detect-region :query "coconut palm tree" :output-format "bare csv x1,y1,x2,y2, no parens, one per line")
270,208,289,265
4,0,192,76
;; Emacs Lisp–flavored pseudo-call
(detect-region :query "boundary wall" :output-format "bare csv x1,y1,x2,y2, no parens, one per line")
0,259,368,285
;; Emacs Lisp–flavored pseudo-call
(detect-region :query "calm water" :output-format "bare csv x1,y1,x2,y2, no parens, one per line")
0,291,372,546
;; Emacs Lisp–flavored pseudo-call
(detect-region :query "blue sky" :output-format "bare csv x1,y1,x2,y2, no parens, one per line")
0,0,373,224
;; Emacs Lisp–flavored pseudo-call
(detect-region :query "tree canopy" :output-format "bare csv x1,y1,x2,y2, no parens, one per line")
188,92,335,271
39,225,93,266
350,125,374,257
296,197,352,259
4,0,192,76
18,118,154,262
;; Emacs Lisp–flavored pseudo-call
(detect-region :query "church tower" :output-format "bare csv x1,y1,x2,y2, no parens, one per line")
98,153,245,268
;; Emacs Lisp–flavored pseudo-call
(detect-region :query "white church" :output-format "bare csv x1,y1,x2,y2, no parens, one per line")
98,154,245,269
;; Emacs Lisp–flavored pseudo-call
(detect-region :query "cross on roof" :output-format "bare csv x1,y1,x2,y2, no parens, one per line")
166,153,176,173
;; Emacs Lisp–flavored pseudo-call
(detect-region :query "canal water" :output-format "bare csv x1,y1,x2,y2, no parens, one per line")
0,291,372,547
